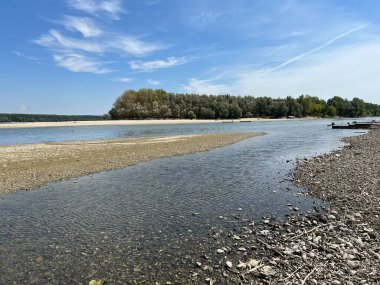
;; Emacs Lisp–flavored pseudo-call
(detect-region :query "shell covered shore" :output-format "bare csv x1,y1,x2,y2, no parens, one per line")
186,130,379,284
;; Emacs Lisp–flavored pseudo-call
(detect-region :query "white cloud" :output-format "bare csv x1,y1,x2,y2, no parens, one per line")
265,23,369,74
129,57,187,71
114,77,133,82
20,105,27,113
34,29,104,53
34,30,162,58
34,1,166,74
66,0,124,20
192,11,224,28
184,78,230,95
234,41,380,103
12,51,39,61
181,35,380,104
62,16,103,37
53,53,112,74
147,79,160,85
114,36,163,57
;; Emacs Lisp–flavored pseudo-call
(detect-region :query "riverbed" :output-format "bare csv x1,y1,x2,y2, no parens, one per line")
0,119,367,284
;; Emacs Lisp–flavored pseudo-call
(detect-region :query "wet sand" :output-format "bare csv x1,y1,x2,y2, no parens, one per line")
0,132,263,195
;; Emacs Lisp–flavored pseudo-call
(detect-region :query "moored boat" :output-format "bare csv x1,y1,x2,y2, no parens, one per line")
330,120,380,129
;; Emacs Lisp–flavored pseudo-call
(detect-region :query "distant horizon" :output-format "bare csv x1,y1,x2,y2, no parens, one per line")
1,1,380,114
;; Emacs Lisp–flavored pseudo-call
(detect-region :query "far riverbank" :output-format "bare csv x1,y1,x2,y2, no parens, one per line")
0,117,317,129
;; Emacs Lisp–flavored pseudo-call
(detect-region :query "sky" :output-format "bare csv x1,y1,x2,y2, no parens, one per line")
1,0,380,115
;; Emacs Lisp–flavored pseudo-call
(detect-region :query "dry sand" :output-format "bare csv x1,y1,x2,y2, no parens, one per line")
0,118,294,129
0,132,263,195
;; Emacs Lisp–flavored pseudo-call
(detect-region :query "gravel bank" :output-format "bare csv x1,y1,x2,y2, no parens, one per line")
184,130,379,285
0,132,262,195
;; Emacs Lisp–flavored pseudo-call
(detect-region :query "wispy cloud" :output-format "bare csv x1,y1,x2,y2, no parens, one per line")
234,40,380,102
147,79,160,85
66,0,124,20
190,11,225,29
62,16,103,38
182,24,373,97
34,29,104,53
34,29,164,73
12,51,40,61
266,23,369,74
129,57,187,71
113,77,133,82
113,36,163,57
184,78,230,94
19,104,27,113
53,53,112,74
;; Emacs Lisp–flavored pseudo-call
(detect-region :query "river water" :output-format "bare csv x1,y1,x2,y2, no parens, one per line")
0,120,365,284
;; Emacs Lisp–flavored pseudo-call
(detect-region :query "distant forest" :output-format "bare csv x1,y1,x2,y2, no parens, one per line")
0,113,104,123
108,89,380,120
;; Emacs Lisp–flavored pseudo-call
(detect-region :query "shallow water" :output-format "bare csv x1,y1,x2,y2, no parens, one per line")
0,120,365,284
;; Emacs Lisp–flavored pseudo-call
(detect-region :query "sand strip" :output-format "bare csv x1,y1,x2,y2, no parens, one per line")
0,117,310,129
0,132,263,195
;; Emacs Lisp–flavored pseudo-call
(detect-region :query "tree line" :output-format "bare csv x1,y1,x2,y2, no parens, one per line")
0,113,104,123
108,89,380,120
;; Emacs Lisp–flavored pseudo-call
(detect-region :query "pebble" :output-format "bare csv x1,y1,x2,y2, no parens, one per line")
248,259,259,267
226,261,233,268
347,260,359,268
237,262,247,269
313,236,322,244
260,265,274,277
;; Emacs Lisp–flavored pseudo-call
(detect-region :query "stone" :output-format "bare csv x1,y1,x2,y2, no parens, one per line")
237,262,247,269
248,259,259,267
260,265,274,277
313,236,322,244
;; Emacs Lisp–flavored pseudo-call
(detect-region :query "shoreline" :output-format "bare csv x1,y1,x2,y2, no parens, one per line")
0,117,317,129
0,132,263,195
186,130,379,284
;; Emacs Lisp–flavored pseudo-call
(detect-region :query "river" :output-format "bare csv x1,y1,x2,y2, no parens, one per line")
0,119,366,284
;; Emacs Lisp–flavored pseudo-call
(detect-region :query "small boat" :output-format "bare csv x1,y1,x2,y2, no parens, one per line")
331,120,380,129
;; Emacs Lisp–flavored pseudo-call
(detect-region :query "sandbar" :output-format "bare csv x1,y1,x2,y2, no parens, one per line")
0,132,263,195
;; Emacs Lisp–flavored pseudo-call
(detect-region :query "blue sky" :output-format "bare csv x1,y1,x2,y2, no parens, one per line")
1,0,380,115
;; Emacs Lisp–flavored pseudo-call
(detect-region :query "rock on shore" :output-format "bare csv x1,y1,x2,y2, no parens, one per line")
185,129,379,284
